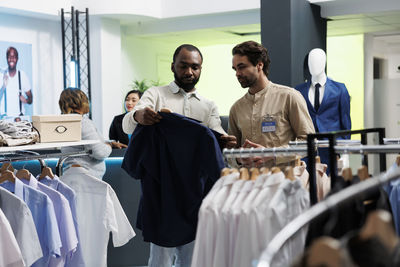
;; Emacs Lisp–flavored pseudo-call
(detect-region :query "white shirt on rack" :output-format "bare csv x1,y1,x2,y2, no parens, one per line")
212,178,247,267
0,208,25,267
0,186,42,266
60,167,135,267
191,172,239,267
233,172,284,267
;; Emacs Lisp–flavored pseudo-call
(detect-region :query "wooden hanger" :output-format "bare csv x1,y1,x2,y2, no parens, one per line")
39,166,55,180
284,166,296,181
239,167,249,180
342,167,353,181
295,156,301,167
315,156,321,164
220,168,230,177
0,170,16,183
357,165,369,181
260,167,270,175
396,155,400,167
230,168,239,173
1,162,14,173
271,167,281,174
360,210,399,252
307,237,345,267
16,169,31,180
71,164,81,167
250,167,260,181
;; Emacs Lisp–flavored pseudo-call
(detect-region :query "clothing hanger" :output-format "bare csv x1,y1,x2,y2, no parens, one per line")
396,154,400,167
260,167,270,175
271,167,281,174
39,166,55,180
307,237,349,267
71,164,81,167
230,168,239,173
16,168,31,180
342,167,353,181
357,165,369,181
1,162,14,173
359,210,399,252
0,170,16,183
250,167,260,181
220,167,230,177
239,167,249,180
284,166,296,181
315,156,321,164
295,156,301,167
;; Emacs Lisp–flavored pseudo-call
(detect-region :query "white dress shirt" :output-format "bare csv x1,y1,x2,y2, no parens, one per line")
191,172,239,267
0,186,42,266
122,81,226,135
60,167,136,267
0,208,25,267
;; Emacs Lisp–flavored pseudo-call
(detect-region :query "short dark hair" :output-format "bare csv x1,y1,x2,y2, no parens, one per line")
6,47,18,59
125,89,142,99
173,44,203,63
232,41,271,76
59,88,90,114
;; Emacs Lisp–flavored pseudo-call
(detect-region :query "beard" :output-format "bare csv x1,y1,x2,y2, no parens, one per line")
237,75,257,88
174,72,199,92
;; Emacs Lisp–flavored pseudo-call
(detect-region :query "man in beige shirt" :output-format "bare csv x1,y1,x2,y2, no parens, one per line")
229,41,315,165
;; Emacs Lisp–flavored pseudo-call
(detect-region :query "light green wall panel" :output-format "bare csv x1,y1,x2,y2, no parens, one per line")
327,34,364,138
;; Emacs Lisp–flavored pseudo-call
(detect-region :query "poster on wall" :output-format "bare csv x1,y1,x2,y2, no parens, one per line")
0,41,33,122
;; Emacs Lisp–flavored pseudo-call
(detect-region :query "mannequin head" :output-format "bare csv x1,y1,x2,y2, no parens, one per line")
308,48,326,76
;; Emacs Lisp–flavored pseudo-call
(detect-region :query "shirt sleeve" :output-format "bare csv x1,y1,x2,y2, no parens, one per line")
106,186,136,247
207,101,226,135
109,117,118,140
122,87,158,134
20,70,31,93
339,85,352,134
82,118,112,160
228,104,242,148
288,91,315,140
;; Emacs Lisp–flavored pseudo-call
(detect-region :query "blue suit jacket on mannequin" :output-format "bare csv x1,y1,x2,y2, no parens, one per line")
295,77,351,138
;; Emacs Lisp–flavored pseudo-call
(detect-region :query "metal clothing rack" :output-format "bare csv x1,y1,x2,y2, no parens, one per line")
0,140,98,176
307,128,386,205
256,167,400,267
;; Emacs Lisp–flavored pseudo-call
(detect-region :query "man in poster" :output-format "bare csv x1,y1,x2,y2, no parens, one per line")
0,46,32,118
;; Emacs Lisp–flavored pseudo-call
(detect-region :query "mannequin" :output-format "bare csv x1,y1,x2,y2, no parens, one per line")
295,48,351,135
295,48,351,174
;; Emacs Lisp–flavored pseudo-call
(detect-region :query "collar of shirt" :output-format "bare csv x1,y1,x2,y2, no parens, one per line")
169,81,200,101
244,81,271,102
262,172,285,188
312,80,326,87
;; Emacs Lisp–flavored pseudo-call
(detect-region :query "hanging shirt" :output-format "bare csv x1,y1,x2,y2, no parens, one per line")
21,176,78,267
232,172,285,267
0,178,62,267
191,172,236,267
0,186,42,266
60,167,135,267
39,175,85,267
0,208,25,267
122,112,225,247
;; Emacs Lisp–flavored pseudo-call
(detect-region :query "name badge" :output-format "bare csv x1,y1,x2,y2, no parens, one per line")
262,114,276,133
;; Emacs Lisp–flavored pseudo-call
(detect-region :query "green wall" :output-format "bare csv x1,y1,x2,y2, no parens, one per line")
327,34,364,137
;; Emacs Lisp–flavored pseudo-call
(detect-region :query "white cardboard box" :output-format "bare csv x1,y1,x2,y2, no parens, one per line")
32,114,82,143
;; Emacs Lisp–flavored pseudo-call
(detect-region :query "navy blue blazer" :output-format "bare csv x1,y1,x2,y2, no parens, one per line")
122,112,225,247
295,78,351,138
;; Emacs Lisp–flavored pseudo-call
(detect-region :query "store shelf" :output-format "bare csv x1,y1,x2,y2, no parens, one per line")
0,140,99,153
